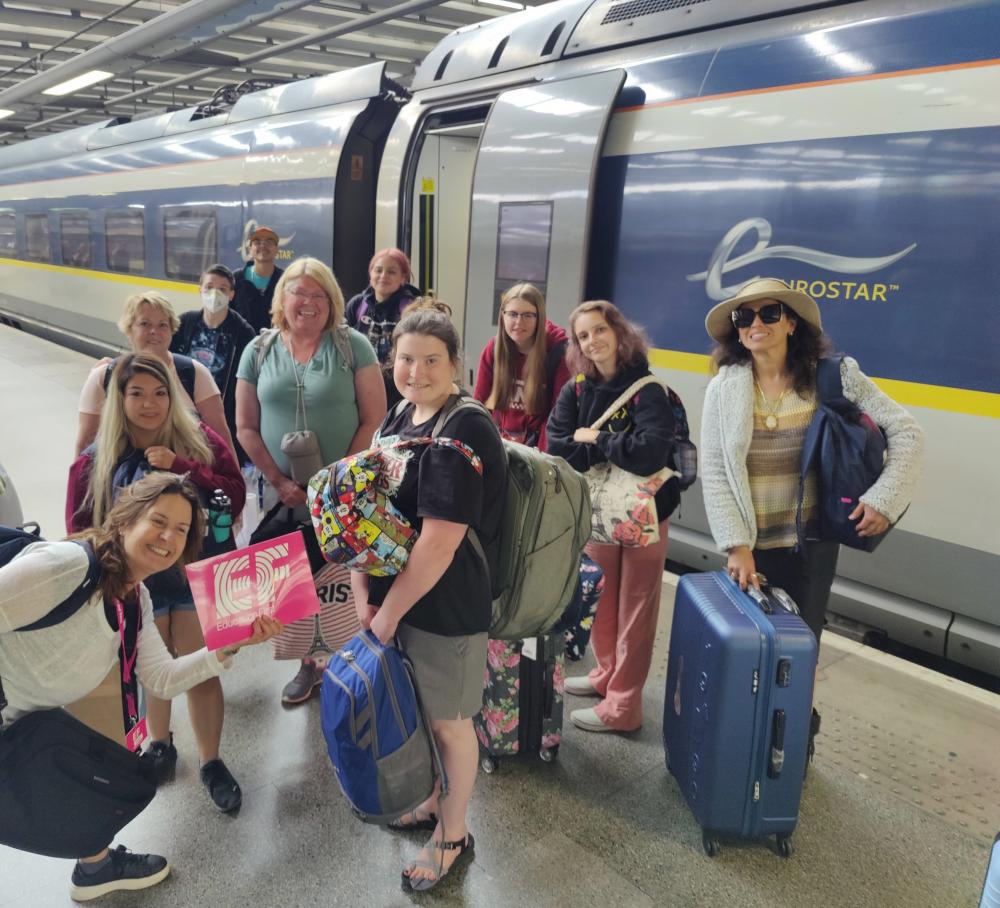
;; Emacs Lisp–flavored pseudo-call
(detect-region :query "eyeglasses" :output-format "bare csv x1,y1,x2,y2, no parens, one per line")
731,302,785,329
503,311,538,323
287,288,328,303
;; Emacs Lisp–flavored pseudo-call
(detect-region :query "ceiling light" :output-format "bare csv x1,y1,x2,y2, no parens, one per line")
479,0,525,9
42,70,114,97
0,109,14,120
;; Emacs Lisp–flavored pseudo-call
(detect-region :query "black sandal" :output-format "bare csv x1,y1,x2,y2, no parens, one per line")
401,833,475,892
387,810,438,832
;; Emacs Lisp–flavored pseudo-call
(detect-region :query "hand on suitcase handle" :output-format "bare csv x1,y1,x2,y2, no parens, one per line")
739,573,801,617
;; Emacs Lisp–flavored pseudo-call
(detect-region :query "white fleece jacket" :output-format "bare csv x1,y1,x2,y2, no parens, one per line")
700,357,924,553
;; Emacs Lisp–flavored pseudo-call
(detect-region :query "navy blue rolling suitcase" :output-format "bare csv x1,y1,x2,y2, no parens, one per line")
663,571,817,858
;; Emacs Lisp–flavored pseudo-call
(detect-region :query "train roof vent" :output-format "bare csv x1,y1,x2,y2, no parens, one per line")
411,0,593,91
566,0,834,56
87,112,179,151
229,62,387,123
0,119,126,175
163,106,230,136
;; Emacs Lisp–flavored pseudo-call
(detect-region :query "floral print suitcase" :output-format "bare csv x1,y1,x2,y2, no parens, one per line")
475,636,564,773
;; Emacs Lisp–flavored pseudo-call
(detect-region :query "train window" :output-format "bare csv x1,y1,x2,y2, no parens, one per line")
0,211,15,257
24,214,51,263
106,210,146,274
164,207,216,282
495,201,553,285
59,211,92,269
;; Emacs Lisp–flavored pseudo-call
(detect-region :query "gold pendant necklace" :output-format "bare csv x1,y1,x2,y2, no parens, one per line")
755,379,789,430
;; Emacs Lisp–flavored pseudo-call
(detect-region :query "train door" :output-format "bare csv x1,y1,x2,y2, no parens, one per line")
405,106,490,344
461,69,625,385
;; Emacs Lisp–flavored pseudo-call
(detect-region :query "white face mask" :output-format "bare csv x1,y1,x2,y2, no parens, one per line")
201,287,229,314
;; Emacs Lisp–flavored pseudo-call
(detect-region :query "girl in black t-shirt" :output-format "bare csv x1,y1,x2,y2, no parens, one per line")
352,299,505,892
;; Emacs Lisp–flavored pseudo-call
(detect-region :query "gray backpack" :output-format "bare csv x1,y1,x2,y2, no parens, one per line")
427,397,593,641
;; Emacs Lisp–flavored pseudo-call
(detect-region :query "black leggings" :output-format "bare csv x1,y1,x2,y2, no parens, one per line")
752,541,840,643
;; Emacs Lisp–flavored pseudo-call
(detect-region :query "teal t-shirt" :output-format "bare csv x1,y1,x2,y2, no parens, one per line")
236,328,378,475
244,263,271,291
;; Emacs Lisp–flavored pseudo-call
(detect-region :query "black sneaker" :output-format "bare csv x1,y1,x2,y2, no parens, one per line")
70,845,170,901
200,758,242,813
138,734,177,786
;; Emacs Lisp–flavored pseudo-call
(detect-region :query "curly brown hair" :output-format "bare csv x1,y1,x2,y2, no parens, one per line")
710,315,834,394
70,472,204,601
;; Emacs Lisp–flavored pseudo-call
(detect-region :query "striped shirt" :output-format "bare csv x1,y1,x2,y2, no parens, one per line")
747,390,818,550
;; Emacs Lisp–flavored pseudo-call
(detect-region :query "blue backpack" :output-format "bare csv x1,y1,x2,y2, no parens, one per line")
797,357,892,552
320,631,443,824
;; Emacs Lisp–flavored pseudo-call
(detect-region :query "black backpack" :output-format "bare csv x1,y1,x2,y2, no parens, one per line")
797,357,892,552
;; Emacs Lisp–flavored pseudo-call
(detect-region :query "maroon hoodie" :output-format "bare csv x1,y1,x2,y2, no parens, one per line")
473,319,571,451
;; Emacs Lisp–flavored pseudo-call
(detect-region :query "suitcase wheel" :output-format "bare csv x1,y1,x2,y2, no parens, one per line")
480,755,499,775
539,745,558,763
702,833,720,857
776,834,793,859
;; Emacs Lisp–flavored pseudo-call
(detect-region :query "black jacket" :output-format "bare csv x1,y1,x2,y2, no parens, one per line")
170,309,256,464
547,362,680,520
345,282,420,408
232,262,283,334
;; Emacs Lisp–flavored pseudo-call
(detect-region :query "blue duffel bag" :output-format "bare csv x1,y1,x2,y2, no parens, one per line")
320,631,444,824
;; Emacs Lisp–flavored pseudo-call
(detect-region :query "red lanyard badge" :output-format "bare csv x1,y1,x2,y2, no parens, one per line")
114,590,147,753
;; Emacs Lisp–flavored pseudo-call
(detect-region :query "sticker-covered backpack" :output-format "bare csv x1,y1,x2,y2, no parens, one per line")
307,435,481,576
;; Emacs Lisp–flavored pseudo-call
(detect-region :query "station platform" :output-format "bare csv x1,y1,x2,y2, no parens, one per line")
1,323,997,907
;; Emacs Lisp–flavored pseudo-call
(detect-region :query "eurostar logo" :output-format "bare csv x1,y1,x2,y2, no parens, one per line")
687,217,916,301
212,542,291,623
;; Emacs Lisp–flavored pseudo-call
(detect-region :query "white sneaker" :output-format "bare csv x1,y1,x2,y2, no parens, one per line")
564,676,599,697
570,707,612,733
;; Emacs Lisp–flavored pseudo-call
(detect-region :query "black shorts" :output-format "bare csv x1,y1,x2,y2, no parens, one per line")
752,540,840,642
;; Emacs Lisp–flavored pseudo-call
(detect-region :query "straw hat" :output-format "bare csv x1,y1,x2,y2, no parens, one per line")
704,278,822,343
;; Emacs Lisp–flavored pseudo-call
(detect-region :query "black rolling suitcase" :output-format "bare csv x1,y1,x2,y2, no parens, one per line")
0,707,155,858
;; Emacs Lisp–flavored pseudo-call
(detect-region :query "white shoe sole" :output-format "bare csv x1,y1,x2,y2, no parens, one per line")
564,679,600,697
70,864,170,901
569,710,613,732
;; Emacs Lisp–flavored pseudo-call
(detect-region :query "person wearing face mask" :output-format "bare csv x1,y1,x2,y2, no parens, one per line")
171,264,256,465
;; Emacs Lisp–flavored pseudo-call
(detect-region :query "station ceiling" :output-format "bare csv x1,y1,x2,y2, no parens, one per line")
0,0,551,145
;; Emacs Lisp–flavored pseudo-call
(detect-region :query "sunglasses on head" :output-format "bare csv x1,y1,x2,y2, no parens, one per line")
731,302,786,329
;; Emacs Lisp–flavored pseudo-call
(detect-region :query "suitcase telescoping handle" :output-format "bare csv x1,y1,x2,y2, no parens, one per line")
738,573,802,617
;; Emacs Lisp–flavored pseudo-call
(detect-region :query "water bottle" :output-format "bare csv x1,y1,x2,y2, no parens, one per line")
207,489,233,544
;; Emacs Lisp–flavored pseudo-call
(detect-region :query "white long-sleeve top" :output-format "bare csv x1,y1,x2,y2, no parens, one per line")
0,540,231,727
701,357,924,553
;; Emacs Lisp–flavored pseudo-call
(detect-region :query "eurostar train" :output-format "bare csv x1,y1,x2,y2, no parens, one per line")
1,0,997,675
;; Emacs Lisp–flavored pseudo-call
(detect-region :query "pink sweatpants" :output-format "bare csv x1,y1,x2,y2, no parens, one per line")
584,519,669,731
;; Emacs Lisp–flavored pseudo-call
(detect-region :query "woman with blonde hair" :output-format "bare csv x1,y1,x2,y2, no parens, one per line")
473,282,570,450
75,290,234,458
66,353,247,813
236,256,386,702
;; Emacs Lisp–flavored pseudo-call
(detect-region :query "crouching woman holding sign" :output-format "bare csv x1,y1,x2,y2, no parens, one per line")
0,473,281,901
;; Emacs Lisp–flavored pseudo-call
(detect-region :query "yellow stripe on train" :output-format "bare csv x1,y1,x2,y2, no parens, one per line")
0,257,199,294
648,348,1000,419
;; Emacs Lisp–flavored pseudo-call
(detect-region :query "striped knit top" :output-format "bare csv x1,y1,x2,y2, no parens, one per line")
746,389,818,550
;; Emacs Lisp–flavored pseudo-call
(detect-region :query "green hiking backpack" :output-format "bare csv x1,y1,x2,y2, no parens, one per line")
426,397,593,641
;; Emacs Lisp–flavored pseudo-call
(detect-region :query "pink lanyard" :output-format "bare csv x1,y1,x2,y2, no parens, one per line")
113,591,139,726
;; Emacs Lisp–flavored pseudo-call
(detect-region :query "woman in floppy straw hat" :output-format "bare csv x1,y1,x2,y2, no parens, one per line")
700,277,923,759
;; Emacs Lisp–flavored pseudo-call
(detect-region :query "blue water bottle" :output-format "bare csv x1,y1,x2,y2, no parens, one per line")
208,489,233,544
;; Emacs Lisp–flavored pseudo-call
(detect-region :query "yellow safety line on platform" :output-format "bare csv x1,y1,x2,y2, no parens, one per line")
648,348,1000,419
0,257,199,294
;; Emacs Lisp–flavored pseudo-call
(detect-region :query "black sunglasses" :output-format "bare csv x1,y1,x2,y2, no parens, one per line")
731,302,786,329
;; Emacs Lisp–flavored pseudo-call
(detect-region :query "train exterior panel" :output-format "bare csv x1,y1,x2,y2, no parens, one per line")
0,1,997,673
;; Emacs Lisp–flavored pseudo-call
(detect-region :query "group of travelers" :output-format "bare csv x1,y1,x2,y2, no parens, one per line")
0,226,923,900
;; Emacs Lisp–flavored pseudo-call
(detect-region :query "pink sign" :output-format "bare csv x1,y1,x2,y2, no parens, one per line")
186,532,321,651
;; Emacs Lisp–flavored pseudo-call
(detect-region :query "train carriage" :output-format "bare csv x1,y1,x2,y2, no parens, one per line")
0,0,997,673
